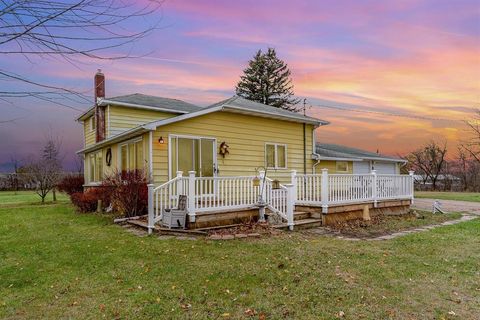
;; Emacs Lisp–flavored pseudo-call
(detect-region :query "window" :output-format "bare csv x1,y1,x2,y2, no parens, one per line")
90,116,96,132
88,151,103,182
336,161,348,173
265,143,287,169
170,136,215,178
119,139,144,171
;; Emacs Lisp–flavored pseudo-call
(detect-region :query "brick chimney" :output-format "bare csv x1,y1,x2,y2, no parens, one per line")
94,69,106,142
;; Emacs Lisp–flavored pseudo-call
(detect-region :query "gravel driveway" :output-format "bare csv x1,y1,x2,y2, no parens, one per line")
413,198,480,216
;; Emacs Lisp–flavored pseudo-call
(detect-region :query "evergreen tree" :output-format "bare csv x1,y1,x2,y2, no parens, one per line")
236,48,300,111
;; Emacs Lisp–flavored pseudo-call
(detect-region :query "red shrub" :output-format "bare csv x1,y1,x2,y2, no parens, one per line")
71,190,98,213
102,170,148,217
57,175,84,196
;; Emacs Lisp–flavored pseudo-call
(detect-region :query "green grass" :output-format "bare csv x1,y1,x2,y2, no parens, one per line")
0,195,479,319
0,190,69,206
415,191,480,202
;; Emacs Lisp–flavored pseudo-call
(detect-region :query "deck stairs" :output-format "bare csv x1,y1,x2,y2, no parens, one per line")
271,210,322,230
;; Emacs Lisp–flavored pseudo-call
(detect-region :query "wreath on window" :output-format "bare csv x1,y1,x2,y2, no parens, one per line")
105,148,112,166
219,141,229,158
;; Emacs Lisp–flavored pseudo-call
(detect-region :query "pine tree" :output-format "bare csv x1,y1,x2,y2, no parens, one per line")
236,48,300,111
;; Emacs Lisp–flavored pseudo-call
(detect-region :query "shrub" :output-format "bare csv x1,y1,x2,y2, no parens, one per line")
102,170,148,217
71,190,98,213
57,175,84,196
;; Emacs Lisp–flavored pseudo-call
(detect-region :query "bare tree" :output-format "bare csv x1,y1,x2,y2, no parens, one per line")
462,111,480,164
24,138,63,203
406,140,448,191
0,0,162,110
9,154,22,193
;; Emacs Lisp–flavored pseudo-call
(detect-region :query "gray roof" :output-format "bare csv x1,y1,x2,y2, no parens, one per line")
104,93,201,113
206,96,329,125
316,143,405,162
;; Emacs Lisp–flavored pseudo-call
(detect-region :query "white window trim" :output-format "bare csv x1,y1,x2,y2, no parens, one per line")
336,161,349,173
118,137,144,172
168,134,217,180
88,150,103,183
89,116,95,132
265,143,288,169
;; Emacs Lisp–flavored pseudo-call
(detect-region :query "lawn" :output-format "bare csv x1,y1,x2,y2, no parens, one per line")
415,191,480,203
0,190,69,206
1,194,479,319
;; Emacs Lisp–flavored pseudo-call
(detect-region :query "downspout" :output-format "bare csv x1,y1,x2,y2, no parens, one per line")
303,123,306,175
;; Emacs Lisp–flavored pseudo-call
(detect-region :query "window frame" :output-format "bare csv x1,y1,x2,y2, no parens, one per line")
265,143,288,169
89,116,96,132
88,150,103,183
118,137,144,172
336,161,349,173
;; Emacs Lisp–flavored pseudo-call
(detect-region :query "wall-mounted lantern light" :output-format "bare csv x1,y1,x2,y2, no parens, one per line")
158,136,165,144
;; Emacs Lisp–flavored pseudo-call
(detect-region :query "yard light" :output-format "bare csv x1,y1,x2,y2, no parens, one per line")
158,136,164,144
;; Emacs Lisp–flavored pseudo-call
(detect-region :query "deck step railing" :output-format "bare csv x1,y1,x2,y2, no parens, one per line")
147,169,414,233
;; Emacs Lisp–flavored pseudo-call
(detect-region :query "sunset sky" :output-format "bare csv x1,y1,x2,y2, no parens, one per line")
0,0,479,171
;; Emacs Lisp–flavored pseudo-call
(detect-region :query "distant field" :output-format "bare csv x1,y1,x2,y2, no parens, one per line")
415,191,480,203
0,190,68,206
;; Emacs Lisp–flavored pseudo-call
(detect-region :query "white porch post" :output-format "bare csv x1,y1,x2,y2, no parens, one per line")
409,170,415,204
321,168,328,214
176,171,183,196
188,171,196,222
290,170,297,203
285,183,295,231
371,170,378,207
147,183,154,234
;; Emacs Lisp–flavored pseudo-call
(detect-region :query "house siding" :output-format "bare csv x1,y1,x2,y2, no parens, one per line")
316,160,354,174
151,111,316,185
84,116,95,147
107,105,175,138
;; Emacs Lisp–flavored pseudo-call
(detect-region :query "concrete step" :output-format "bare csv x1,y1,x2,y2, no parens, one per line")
273,218,322,230
293,211,311,221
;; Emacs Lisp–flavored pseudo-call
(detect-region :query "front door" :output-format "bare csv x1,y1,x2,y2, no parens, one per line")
170,136,216,178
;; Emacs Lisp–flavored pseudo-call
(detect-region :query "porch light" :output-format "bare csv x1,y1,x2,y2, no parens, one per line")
158,136,164,144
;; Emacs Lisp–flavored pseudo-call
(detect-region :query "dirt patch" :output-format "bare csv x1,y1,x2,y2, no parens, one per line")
324,210,463,239
207,221,282,239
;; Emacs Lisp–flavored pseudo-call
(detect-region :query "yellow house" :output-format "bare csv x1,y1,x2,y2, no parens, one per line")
77,72,329,187
77,71,413,231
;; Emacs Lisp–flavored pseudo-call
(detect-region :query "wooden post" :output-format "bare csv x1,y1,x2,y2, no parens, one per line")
290,170,297,204
409,170,415,205
371,170,378,208
147,183,154,235
285,184,295,231
321,168,328,214
188,171,196,223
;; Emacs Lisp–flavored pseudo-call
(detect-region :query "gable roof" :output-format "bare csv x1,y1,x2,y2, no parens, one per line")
77,95,329,154
209,96,329,125
144,96,329,129
315,143,406,163
76,93,201,121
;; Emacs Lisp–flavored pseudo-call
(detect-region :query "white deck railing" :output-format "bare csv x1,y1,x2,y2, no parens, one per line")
147,169,414,233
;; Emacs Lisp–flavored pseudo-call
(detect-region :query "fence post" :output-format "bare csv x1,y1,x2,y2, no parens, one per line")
371,170,378,208
188,171,196,223
290,170,297,203
176,171,183,196
285,183,295,231
409,170,415,205
147,183,154,235
321,168,328,213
